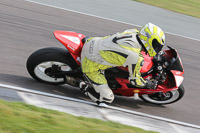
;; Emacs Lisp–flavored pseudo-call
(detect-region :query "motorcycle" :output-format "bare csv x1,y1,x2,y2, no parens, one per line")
26,30,185,105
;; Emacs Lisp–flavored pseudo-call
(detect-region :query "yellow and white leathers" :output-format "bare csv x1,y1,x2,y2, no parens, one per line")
81,29,146,104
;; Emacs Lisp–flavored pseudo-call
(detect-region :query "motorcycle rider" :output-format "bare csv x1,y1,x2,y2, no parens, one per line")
80,23,165,106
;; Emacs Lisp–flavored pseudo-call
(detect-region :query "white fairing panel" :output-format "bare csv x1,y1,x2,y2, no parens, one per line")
175,76,184,87
61,35,80,45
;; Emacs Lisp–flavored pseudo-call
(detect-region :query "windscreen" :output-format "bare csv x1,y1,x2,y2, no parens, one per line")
168,57,183,72
166,47,183,72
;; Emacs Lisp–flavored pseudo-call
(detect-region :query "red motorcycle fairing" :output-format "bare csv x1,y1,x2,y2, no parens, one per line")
164,47,184,88
113,77,178,97
170,70,184,87
54,31,85,64
140,51,153,73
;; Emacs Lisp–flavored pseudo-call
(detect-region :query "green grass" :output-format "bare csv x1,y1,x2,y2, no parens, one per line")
133,0,200,18
0,100,157,133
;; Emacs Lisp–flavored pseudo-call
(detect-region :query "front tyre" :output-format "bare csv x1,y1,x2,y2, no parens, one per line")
26,47,78,85
140,84,185,105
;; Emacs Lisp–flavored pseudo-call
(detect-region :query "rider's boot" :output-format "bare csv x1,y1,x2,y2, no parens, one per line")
79,82,111,107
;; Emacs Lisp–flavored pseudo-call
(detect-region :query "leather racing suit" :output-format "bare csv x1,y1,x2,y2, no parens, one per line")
80,29,146,104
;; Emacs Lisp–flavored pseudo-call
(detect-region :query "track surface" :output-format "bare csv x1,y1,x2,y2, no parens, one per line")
0,0,200,125
26,0,200,40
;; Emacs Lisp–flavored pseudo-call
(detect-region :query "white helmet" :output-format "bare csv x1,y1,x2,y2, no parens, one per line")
138,23,165,57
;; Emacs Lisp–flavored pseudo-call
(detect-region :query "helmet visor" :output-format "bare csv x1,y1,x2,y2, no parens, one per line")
152,39,163,54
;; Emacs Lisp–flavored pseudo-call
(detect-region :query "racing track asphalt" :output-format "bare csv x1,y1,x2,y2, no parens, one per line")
0,0,200,126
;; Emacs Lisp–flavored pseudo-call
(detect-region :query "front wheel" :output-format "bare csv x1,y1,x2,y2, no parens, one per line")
140,84,185,105
26,47,78,85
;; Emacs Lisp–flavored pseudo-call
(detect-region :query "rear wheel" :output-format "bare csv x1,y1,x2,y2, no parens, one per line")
140,84,185,105
26,47,78,85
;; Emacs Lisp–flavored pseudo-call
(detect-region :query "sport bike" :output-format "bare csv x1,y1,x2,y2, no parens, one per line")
26,31,185,105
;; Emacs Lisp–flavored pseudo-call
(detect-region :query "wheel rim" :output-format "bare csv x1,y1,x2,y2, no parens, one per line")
141,90,180,104
34,61,71,83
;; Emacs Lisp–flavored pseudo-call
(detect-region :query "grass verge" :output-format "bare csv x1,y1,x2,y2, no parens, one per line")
0,100,157,133
133,0,200,18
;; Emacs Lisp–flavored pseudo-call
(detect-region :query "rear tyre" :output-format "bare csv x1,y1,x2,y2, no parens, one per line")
140,84,185,105
26,47,78,85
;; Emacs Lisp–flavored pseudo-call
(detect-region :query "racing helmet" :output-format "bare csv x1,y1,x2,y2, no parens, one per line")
138,23,165,57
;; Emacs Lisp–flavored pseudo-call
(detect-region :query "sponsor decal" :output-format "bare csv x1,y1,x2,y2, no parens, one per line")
89,41,94,54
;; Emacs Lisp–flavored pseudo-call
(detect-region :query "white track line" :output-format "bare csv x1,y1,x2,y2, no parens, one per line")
0,83,200,129
25,0,200,42
0,83,95,105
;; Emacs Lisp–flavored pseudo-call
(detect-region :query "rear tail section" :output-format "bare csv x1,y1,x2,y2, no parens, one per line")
54,31,86,64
